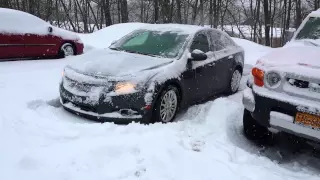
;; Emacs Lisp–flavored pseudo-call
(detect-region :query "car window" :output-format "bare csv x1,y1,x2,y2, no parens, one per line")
190,33,210,53
221,34,237,48
208,30,225,51
122,32,149,47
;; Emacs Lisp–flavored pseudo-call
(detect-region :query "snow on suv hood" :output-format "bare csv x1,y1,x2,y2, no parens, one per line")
69,49,173,77
257,46,320,78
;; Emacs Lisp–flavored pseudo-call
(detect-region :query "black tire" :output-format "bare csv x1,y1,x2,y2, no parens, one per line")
243,109,271,141
152,85,180,123
226,68,242,94
58,43,75,59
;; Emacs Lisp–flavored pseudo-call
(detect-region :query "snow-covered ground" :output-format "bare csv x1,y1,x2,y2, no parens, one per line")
1,23,320,180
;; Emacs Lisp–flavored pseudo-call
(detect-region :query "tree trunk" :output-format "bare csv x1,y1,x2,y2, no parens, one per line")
140,0,144,22
117,0,121,23
154,0,159,23
199,0,204,26
209,0,213,27
213,0,219,28
176,0,182,23
263,0,271,46
253,0,261,42
0,0,10,8
295,0,302,28
102,0,112,26
191,0,198,24
121,0,129,23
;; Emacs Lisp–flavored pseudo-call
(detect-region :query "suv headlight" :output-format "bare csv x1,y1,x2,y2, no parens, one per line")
265,71,281,88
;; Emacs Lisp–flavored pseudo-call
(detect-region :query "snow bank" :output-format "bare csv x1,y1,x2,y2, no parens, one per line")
232,37,273,65
1,22,319,180
0,58,320,180
78,23,147,50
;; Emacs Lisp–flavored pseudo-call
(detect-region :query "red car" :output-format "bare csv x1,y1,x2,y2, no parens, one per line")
0,8,84,60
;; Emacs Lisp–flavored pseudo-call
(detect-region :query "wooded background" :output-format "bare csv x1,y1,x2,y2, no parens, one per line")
0,0,320,47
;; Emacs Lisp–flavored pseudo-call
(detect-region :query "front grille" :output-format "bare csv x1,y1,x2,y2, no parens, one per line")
65,77,93,93
283,76,320,101
64,76,114,94
287,78,310,88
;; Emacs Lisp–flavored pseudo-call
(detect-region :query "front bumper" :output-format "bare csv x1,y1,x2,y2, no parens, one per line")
243,86,320,142
59,83,152,123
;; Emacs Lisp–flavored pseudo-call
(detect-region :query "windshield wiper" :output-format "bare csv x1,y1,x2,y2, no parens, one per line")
109,47,123,51
110,47,162,57
121,49,161,58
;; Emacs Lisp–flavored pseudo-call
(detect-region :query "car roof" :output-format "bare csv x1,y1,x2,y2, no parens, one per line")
137,23,212,35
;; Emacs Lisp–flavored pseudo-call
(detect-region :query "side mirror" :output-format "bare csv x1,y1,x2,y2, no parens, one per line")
48,26,53,33
190,49,207,61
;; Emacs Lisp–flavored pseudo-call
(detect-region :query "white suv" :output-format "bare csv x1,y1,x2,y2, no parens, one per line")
243,9,320,143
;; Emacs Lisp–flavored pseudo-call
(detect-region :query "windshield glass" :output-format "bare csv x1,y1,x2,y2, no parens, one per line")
296,17,320,40
110,30,189,58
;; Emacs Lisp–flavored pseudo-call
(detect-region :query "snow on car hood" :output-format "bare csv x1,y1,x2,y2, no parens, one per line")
68,49,173,77
256,46,320,78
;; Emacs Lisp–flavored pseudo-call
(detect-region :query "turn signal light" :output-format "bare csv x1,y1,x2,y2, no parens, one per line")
252,67,264,87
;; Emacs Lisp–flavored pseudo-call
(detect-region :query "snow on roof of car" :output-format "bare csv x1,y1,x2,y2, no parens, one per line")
138,23,210,34
0,8,79,41
0,8,47,31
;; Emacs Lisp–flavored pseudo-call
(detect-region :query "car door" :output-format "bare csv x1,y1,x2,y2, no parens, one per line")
0,33,25,60
208,30,236,92
23,29,58,58
189,31,216,101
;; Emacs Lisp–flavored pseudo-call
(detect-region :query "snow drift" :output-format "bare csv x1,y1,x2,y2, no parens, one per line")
0,22,319,180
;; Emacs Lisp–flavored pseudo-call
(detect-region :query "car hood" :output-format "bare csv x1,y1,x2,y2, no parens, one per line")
257,46,320,67
256,46,320,78
68,49,173,77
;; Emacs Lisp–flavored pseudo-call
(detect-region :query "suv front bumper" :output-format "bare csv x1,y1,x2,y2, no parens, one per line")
243,86,320,142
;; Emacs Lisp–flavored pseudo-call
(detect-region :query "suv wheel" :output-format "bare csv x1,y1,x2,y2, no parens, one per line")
153,86,180,123
243,109,271,141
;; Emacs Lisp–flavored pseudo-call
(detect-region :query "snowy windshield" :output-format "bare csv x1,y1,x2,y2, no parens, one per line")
296,17,320,41
110,30,188,58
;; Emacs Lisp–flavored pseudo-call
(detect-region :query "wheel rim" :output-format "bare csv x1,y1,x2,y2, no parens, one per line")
160,90,178,122
62,45,74,57
231,70,241,92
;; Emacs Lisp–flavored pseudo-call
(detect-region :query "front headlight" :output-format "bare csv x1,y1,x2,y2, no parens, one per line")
114,82,137,95
266,71,281,88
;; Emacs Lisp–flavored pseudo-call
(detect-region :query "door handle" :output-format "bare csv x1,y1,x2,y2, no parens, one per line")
228,55,234,59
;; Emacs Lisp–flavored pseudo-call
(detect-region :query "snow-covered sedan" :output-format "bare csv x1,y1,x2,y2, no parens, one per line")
0,8,83,60
60,24,244,123
243,10,320,143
